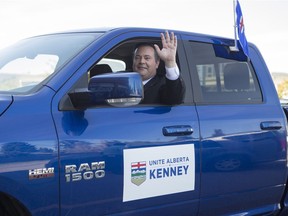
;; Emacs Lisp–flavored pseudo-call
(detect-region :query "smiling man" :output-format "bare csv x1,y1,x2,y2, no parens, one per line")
132,31,185,105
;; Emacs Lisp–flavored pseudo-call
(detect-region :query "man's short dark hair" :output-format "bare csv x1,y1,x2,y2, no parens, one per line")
133,42,160,62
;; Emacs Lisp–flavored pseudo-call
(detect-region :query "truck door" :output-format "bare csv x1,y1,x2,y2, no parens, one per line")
183,37,287,215
51,30,200,216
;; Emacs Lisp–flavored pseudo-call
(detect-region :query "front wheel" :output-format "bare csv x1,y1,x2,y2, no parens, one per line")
0,193,30,216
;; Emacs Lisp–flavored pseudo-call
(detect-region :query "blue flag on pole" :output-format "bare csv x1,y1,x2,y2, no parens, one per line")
236,0,249,57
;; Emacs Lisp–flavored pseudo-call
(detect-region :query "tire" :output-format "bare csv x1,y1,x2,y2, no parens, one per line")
0,193,30,216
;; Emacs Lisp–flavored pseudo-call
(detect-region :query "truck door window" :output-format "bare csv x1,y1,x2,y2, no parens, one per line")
88,39,185,106
189,42,262,104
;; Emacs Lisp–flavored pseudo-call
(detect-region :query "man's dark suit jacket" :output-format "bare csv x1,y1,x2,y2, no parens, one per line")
141,74,185,105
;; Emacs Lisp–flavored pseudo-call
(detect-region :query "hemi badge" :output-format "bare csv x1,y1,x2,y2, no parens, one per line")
29,167,54,180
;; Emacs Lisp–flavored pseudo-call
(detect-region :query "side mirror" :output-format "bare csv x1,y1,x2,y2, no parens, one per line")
69,72,143,109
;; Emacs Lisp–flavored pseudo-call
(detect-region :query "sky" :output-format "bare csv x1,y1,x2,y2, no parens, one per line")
0,0,287,73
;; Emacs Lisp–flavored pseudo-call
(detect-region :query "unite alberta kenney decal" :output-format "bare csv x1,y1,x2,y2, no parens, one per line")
123,144,195,202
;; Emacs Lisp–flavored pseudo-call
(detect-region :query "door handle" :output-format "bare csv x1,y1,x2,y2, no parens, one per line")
162,125,193,136
260,121,282,130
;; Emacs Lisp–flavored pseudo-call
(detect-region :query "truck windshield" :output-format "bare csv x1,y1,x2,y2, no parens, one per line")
0,33,101,94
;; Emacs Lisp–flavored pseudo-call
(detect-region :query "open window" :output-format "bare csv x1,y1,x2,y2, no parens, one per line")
61,37,184,110
88,38,169,77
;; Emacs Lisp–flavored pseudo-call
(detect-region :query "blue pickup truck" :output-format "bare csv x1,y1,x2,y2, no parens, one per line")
0,27,287,216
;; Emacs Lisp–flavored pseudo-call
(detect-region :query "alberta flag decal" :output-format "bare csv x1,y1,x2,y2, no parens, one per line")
131,161,146,186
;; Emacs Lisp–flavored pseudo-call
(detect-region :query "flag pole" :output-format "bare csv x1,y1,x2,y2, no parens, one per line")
230,0,239,51
233,0,238,50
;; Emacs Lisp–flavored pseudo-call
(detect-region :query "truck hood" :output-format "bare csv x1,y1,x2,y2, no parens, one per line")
0,95,13,116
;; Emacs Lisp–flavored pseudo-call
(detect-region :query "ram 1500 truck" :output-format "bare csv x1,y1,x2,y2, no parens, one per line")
0,27,288,216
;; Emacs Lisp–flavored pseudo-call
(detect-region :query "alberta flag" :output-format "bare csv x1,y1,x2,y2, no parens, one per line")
236,0,249,57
